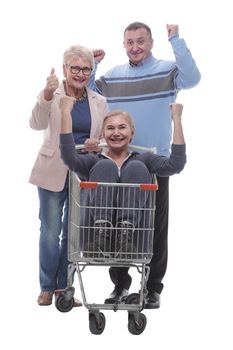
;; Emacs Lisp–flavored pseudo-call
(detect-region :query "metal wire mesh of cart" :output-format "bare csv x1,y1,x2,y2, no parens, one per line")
68,172,158,264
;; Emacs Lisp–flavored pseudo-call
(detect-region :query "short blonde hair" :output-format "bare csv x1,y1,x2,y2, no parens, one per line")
102,110,135,142
102,110,135,131
63,45,94,68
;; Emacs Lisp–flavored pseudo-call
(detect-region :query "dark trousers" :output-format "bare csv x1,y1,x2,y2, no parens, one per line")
109,176,169,294
89,159,152,225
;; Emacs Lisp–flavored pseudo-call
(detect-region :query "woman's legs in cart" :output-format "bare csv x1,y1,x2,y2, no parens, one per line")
102,160,152,304
87,159,119,253
89,158,151,224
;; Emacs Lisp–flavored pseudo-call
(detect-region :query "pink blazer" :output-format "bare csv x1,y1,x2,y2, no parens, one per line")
29,83,109,191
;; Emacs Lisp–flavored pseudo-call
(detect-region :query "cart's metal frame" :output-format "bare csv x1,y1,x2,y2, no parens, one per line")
55,148,158,334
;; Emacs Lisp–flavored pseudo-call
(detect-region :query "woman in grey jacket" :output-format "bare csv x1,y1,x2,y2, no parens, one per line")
59,96,186,304
29,45,108,306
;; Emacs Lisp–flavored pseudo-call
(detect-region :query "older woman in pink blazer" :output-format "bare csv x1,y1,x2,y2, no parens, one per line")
29,45,108,306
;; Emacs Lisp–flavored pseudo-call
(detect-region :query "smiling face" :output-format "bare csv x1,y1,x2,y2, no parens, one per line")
123,27,153,64
102,112,135,152
63,56,92,93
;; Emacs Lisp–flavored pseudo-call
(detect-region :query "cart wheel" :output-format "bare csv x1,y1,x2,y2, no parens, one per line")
128,313,147,335
126,293,140,304
89,312,106,335
55,294,74,313
126,293,145,310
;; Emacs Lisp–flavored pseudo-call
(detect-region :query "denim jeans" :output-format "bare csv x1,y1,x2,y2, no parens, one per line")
37,177,69,291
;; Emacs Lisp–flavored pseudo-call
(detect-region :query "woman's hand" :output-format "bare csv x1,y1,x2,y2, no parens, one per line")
170,103,185,144
170,103,183,121
84,138,102,153
60,96,76,134
60,96,76,113
44,68,59,101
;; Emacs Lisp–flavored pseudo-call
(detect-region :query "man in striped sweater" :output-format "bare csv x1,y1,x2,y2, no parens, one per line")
89,22,201,308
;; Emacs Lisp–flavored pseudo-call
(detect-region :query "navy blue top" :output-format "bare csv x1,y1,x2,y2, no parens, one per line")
71,99,91,145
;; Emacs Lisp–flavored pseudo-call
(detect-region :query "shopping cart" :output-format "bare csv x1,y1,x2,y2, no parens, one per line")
55,145,158,335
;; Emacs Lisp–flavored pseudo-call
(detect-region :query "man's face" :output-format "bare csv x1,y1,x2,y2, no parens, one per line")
123,27,153,64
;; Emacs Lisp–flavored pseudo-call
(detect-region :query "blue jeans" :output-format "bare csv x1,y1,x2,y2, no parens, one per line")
37,178,69,291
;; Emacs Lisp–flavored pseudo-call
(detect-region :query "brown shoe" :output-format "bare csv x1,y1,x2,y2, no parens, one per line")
73,298,82,307
37,291,54,306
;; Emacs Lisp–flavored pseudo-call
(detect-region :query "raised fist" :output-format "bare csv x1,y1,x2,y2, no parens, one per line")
92,49,105,63
59,96,76,113
166,24,179,37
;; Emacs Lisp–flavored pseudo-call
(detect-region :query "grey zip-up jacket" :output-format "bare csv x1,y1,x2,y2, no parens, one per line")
60,133,186,180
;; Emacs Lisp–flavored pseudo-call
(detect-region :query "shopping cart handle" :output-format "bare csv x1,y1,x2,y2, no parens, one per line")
129,144,157,153
75,143,156,153
75,142,107,150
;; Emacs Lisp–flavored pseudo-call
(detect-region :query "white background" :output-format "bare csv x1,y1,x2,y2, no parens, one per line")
1,0,232,348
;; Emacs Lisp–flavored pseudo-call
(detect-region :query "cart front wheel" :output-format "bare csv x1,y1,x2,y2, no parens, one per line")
89,312,106,335
126,293,145,310
55,294,74,313
126,293,140,304
128,313,147,335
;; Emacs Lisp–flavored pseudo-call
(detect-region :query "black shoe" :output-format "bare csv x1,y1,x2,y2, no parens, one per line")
94,220,112,253
104,287,129,304
145,291,161,309
116,221,136,257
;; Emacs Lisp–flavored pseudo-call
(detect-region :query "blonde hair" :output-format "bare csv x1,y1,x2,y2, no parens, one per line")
63,45,94,68
102,110,135,131
102,110,135,142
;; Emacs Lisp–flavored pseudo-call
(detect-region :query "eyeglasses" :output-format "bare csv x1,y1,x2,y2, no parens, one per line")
66,65,92,76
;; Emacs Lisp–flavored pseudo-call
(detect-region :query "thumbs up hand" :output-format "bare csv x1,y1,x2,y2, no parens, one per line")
44,68,59,101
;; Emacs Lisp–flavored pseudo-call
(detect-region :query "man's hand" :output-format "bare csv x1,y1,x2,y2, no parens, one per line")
44,68,59,101
167,24,179,38
92,49,105,63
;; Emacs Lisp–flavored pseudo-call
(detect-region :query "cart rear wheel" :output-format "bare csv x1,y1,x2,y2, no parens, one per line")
128,313,147,335
89,312,106,335
55,294,74,313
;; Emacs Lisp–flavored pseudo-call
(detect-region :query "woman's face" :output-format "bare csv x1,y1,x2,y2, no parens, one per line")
63,56,92,90
103,115,134,152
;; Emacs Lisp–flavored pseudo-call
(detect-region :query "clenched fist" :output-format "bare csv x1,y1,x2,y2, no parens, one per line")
167,24,179,38
59,96,76,113
170,103,183,120
92,49,105,63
